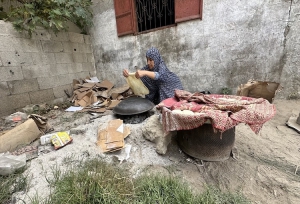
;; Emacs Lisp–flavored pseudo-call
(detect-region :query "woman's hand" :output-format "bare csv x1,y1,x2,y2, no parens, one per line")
123,69,129,77
135,70,146,79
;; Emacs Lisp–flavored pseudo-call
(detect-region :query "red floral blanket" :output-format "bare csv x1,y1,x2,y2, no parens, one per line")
157,90,276,134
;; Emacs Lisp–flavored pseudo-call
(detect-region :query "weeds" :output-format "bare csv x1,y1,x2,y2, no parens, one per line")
0,167,28,204
2,158,250,204
44,158,250,204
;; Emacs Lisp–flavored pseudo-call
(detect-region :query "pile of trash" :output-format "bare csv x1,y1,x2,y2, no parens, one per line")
68,76,134,114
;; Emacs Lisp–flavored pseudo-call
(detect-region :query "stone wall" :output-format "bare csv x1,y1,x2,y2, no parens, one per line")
0,21,95,116
90,0,299,99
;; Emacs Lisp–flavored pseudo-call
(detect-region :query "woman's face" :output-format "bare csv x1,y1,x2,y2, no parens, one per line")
147,57,155,70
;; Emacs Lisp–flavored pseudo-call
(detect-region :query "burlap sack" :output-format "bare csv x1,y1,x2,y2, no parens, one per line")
237,80,281,103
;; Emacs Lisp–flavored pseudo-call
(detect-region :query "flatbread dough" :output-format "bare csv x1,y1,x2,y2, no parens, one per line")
126,72,149,96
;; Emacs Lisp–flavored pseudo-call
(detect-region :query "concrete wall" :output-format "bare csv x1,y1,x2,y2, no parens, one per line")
90,0,299,99
0,21,95,116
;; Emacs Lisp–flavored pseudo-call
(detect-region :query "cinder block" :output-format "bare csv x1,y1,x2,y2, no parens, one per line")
0,51,33,67
73,53,87,63
19,38,42,53
37,73,77,89
76,71,91,79
7,79,39,94
56,73,77,86
22,64,52,79
0,93,31,115
41,41,64,53
31,29,51,41
82,62,95,72
54,53,73,63
0,66,24,82
31,53,56,65
50,63,71,76
0,36,22,52
62,42,79,53
50,31,69,42
51,97,65,105
68,63,83,73
52,84,72,98
82,44,92,53
83,35,91,44
69,32,84,43
37,76,59,89
29,88,55,104
0,21,30,38
0,82,10,97
86,53,95,63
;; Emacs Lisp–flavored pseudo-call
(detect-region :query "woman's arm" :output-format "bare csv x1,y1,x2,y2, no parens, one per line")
135,70,156,79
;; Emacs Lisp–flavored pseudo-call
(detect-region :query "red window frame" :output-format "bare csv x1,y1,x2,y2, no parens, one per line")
114,0,203,37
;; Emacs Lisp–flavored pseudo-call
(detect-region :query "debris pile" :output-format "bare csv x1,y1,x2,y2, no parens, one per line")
69,76,134,114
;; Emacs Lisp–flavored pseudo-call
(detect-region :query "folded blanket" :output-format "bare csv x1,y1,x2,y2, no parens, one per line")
157,90,276,134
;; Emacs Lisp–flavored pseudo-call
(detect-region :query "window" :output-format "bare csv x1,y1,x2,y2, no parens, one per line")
135,0,175,32
114,0,203,37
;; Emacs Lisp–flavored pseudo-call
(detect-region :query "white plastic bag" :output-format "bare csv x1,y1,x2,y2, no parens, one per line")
0,152,26,176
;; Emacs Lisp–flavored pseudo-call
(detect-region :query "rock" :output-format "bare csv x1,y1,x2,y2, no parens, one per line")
142,114,175,155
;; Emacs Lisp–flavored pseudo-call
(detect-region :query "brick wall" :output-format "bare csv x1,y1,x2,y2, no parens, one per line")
0,20,96,117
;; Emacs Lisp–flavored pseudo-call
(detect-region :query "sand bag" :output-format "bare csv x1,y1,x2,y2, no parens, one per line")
126,73,149,96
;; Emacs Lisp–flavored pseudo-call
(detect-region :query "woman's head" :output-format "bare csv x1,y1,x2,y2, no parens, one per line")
146,47,161,70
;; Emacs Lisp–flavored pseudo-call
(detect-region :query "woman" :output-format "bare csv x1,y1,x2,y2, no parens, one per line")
123,47,183,104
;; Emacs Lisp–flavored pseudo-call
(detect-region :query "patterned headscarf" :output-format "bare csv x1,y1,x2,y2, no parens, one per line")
146,47,162,72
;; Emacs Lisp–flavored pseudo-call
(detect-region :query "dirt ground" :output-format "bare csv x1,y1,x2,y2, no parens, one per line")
2,99,300,204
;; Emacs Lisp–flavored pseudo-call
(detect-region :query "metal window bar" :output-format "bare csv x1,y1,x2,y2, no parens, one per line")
135,0,175,32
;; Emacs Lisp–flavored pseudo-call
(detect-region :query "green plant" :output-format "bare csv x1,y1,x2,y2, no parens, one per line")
43,157,250,204
222,87,232,95
0,167,29,204
3,0,93,36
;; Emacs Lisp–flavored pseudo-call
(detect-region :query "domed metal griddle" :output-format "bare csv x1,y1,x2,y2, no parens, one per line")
113,96,155,115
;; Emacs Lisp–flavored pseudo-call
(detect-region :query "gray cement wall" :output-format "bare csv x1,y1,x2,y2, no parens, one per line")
0,21,95,116
90,0,299,99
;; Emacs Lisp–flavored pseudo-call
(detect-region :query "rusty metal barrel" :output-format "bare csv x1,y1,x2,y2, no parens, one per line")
177,124,235,161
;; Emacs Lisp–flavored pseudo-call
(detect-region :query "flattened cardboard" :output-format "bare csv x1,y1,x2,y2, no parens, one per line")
79,83,96,88
107,100,121,110
96,79,114,91
78,91,93,107
108,84,130,96
97,119,130,153
73,79,81,90
0,119,42,153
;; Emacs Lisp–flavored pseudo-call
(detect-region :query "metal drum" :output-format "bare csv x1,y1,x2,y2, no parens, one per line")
177,124,235,161
113,96,155,115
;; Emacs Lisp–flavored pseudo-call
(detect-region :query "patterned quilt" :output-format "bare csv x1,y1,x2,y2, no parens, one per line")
157,90,276,134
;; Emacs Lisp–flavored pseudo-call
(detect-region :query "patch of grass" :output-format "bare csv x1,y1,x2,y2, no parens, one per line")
134,174,201,203
198,186,250,204
43,158,250,204
0,167,28,204
46,158,135,204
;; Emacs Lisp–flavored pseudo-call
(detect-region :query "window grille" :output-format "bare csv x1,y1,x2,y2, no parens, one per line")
135,0,175,32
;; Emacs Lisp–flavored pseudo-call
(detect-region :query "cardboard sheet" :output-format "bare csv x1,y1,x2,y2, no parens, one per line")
0,119,42,153
97,119,130,152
